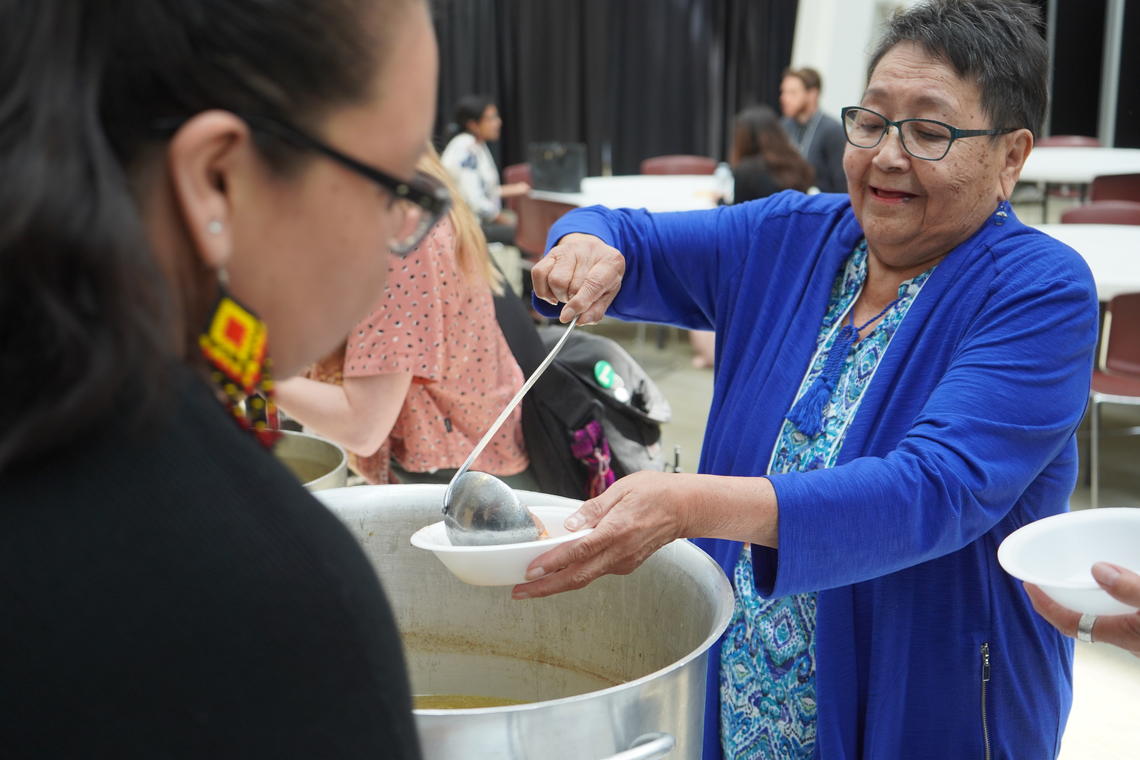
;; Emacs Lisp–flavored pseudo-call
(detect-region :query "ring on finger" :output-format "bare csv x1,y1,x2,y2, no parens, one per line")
1076,612,1097,644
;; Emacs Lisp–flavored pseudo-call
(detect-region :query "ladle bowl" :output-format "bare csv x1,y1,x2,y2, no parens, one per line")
442,317,578,546
443,472,540,546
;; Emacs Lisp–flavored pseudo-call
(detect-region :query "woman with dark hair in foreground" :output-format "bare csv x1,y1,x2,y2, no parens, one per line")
0,0,440,755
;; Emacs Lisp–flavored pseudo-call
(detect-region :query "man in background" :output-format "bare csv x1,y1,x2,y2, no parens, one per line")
441,94,530,244
779,67,848,194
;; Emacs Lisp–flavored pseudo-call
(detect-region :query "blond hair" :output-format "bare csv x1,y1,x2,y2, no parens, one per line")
417,144,504,295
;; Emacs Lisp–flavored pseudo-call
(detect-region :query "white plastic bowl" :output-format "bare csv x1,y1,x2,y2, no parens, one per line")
410,506,594,586
997,507,1140,615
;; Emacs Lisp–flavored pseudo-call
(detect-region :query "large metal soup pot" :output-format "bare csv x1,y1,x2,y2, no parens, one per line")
316,484,733,760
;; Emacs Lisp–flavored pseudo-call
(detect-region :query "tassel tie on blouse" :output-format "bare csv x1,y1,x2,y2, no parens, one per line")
785,295,903,437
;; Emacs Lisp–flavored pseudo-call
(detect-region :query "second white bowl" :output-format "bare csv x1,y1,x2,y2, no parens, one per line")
997,507,1140,615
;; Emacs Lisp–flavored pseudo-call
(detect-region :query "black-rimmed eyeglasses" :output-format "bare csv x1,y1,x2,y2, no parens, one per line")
241,115,450,255
841,106,1018,162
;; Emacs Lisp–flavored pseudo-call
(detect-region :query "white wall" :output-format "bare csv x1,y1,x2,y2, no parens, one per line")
789,0,920,121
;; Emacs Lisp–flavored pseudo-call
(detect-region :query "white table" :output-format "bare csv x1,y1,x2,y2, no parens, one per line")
1033,224,1140,301
1019,148,1140,186
530,182,1139,300
530,174,720,212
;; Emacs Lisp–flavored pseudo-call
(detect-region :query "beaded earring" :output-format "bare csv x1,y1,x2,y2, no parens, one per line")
199,283,281,447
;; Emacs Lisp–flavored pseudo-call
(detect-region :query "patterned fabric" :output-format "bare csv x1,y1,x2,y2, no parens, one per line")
719,241,935,759
341,217,528,483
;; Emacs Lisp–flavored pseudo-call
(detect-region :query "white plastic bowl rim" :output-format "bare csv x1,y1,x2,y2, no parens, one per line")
409,506,594,553
997,507,1140,588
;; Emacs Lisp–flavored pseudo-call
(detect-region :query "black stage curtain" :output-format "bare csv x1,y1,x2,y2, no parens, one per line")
431,0,799,175
1048,0,1104,139
1117,3,1140,148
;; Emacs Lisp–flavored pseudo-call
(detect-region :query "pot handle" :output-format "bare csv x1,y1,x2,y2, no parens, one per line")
601,732,675,760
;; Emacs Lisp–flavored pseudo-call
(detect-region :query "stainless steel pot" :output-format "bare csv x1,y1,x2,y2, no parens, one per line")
274,430,347,491
316,484,733,760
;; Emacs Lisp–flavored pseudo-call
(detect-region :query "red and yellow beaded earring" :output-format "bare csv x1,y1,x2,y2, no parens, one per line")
199,269,281,447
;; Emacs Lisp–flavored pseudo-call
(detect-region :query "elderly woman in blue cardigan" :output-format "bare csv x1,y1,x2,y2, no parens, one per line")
516,2,1099,759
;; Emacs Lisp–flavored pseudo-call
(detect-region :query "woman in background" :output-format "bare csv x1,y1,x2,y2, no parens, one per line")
1,0,439,755
690,105,815,368
730,104,815,204
277,146,535,489
440,94,530,245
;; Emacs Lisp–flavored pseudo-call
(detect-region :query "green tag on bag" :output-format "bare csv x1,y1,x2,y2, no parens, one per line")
594,360,616,389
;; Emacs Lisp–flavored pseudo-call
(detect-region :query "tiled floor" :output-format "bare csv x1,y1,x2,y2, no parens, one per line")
594,302,1140,757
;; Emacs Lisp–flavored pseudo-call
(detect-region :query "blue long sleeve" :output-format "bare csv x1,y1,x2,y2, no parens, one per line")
763,268,1098,595
543,198,796,331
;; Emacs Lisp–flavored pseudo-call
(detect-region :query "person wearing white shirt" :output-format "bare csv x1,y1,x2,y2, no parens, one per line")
441,95,529,244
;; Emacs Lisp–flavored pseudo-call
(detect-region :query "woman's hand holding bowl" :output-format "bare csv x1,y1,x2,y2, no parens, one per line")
1025,562,1140,658
511,471,690,599
531,232,625,325
512,471,779,599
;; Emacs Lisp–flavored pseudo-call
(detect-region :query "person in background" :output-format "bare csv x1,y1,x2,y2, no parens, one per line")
1,0,439,755
780,67,848,193
1026,564,1140,657
522,2,1097,758
441,94,530,245
690,104,817,368
731,104,815,203
276,145,536,490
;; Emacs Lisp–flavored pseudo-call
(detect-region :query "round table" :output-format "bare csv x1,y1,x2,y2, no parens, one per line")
1033,224,1140,301
1019,148,1140,186
530,174,720,212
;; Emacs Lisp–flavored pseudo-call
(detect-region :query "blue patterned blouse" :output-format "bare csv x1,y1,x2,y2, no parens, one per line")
719,241,935,758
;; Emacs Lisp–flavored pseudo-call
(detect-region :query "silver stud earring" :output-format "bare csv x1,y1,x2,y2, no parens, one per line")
207,219,223,235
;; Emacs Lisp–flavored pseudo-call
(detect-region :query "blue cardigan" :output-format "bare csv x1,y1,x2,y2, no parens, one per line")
539,192,1099,759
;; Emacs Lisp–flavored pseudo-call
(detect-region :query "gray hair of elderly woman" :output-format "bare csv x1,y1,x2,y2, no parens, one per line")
868,0,1048,136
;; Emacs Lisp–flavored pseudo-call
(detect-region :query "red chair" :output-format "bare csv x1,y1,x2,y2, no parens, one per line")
514,196,577,261
1061,201,1140,225
1089,173,1140,204
1089,292,1140,506
640,155,717,175
1036,135,1101,148
502,162,532,216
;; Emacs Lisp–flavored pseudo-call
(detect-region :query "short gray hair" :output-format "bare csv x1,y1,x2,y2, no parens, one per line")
868,0,1048,136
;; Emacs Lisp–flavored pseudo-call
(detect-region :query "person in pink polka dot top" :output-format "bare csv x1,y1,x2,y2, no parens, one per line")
276,146,535,488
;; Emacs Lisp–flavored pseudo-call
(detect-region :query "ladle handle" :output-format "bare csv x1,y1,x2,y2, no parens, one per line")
444,316,578,504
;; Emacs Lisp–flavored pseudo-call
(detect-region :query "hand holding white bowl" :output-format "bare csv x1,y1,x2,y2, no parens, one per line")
1024,562,1140,658
997,507,1140,658
411,506,593,586
997,507,1140,615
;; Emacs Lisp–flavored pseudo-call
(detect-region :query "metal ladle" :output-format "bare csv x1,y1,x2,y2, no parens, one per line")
443,316,579,546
